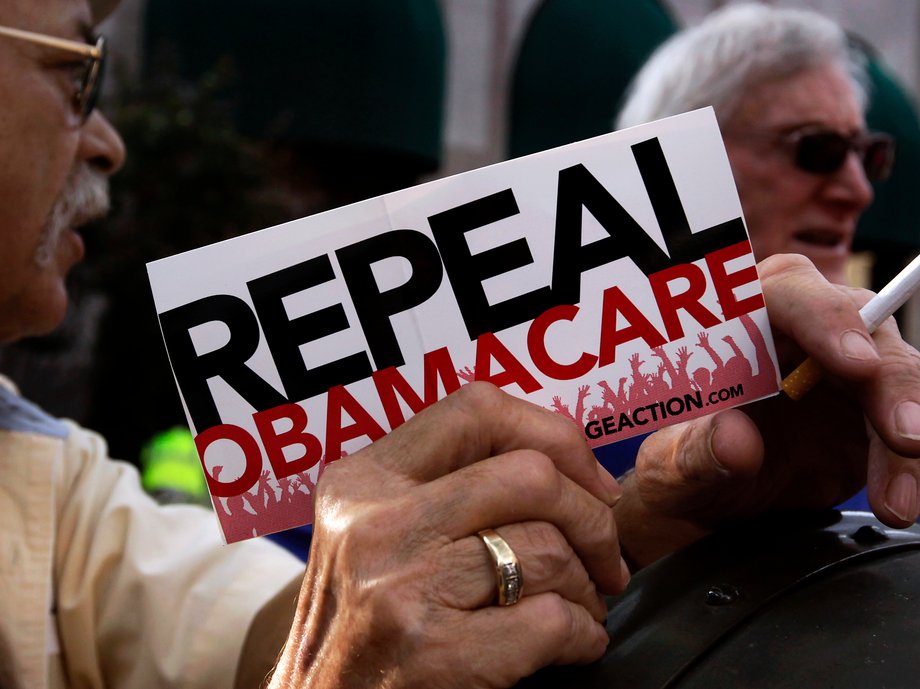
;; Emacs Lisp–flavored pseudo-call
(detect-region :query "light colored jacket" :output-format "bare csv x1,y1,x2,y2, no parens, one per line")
0,376,304,688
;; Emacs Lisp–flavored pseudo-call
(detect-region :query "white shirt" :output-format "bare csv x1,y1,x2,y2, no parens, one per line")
0,376,304,688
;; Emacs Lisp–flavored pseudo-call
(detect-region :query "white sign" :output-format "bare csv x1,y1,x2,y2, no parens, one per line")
148,108,780,542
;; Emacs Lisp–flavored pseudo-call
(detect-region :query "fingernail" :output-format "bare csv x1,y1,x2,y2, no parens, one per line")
597,463,622,506
895,401,920,440
884,472,919,523
595,592,608,622
620,556,631,587
707,419,731,475
595,621,611,649
840,329,879,361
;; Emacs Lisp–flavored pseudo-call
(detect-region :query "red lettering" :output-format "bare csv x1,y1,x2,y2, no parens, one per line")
527,304,597,380
373,347,461,430
598,286,666,366
705,240,764,320
325,385,387,461
253,403,323,479
195,424,263,498
649,263,720,340
474,332,542,393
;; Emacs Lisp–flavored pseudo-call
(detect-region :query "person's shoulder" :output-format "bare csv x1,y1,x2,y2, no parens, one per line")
0,375,69,439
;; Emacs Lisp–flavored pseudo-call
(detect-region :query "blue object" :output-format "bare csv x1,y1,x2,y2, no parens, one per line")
593,434,647,478
266,524,313,561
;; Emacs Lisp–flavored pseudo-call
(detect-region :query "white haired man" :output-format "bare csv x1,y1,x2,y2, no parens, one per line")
617,3,887,287
609,4,917,554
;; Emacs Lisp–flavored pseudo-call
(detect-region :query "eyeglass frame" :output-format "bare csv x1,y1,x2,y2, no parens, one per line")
729,125,896,183
0,25,106,123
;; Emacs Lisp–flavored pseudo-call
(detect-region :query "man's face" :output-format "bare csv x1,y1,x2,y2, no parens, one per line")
0,0,124,344
722,63,873,285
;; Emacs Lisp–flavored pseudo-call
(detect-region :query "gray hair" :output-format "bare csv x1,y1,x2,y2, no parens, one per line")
615,3,868,130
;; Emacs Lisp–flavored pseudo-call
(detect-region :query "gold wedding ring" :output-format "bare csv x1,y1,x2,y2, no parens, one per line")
478,528,524,606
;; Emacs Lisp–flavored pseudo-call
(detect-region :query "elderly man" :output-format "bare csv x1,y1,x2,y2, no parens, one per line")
608,3,918,560
3,1,920,688
0,5,309,688
617,3,885,289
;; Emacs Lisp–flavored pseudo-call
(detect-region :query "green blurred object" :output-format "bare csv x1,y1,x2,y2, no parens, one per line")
508,0,678,159
143,0,446,175
141,427,209,504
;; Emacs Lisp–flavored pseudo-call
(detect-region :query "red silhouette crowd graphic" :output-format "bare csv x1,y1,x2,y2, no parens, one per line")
208,316,777,539
210,455,332,542
460,314,777,446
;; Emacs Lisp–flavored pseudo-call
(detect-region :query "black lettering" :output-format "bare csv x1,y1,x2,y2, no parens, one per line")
666,396,686,415
631,138,748,264
430,189,554,339
602,415,617,435
552,140,749,306
585,420,602,440
336,229,444,370
248,255,372,402
685,390,704,410
633,406,649,425
159,295,287,431
552,163,666,305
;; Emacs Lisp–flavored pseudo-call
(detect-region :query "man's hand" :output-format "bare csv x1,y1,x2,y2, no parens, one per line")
616,254,920,568
269,382,630,689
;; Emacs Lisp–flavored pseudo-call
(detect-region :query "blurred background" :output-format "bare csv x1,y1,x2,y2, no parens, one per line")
100,0,920,180
2,0,918,501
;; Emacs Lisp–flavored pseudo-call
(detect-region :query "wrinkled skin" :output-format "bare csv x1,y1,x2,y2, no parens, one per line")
723,63,873,286
10,4,918,689
617,254,920,567
270,382,630,689
0,0,124,343
271,254,920,687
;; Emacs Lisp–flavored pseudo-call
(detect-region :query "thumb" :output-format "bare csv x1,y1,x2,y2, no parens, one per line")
634,409,765,519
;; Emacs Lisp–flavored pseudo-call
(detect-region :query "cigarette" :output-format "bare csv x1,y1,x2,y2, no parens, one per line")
782,252,920,400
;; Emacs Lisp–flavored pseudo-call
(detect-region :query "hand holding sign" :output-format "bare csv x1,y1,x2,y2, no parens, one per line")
614,254,920,568
148,108,783,543
269,382,630,689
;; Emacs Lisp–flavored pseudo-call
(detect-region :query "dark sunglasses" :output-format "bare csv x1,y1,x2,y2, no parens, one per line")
775,127,895,182
0,25,106,123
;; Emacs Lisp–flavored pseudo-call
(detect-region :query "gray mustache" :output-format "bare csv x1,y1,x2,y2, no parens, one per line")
36,164,110,266
55,163,111,228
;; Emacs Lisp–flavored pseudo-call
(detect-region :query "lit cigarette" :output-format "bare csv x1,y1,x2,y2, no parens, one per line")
782,252,920,400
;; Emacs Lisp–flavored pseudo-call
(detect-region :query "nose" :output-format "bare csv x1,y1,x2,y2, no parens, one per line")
77,110,126,175
827,149,874,212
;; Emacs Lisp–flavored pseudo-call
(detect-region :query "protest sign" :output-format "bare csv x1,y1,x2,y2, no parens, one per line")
148,107,780,542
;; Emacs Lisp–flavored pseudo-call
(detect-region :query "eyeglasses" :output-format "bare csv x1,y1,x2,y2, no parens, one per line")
0,25,106,123
745,126,895,182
